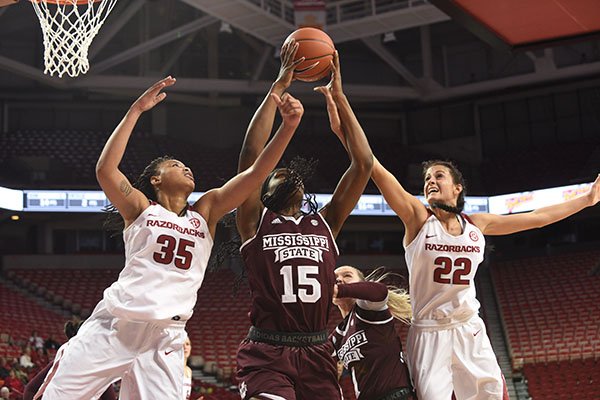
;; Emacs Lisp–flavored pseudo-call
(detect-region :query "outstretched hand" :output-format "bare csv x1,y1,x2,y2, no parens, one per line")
313,51,342,97
588,173,600,206
274,39,306,91
130,76,176,114
314,52,344,142
271,92,304,129
314,84,343,142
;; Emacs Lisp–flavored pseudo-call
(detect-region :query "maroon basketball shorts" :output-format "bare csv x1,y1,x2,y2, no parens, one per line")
236,331,341,400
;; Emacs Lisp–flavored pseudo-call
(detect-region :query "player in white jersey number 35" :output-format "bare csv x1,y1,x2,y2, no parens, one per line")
34,76,304,400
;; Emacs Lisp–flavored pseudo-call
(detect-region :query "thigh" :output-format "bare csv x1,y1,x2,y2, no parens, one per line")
236,340,296,400
296,342,341,400
120,325,187,400
406,326,453,400
39,310,131,400
452,318,503,400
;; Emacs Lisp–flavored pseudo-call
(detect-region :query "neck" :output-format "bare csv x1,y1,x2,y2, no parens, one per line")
278,204,302,217
336,299,355,318
156,192,189,215
431,207,454,221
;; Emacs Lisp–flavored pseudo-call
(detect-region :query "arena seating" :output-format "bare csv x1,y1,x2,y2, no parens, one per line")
7,268,120,316
0,281,65,354
492,250,600,368
492,250,600,398
523,359,600,400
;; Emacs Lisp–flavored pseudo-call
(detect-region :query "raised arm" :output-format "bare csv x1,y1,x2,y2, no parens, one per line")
471,174,600,235
95,77,176,226
372,158,430,244
313,52,373,238
315,57,427,243
195,93,304,236
235,39,304,241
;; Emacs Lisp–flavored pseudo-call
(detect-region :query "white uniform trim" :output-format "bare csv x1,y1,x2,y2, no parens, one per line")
355,313,394,325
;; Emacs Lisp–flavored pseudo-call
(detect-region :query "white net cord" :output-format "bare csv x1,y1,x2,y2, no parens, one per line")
30,0,118,78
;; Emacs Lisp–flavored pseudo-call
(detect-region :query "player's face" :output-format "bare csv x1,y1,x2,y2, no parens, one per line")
265,168,305,209
334,266,362,285
183,337,192,358
154,159,195,192
424,165,461,206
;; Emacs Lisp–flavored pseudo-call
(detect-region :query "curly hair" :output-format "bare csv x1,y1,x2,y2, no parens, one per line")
103,155,175,233
422,159,467,214
260,156,319,215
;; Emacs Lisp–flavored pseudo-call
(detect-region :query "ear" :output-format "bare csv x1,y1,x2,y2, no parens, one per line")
150,175,161,187
454,183,463,195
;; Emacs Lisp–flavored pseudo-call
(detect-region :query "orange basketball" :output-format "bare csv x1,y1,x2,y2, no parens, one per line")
283,27,335,82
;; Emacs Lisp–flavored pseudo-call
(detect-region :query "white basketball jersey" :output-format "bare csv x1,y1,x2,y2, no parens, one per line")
104,203,213,321
404,213,484,323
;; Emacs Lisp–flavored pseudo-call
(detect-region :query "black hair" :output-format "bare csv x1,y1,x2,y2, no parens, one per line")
103,155,175,233
260,156,319,215
64,320,84,339
422,159,467,214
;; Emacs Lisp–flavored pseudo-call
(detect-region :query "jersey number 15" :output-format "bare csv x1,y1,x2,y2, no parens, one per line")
280,265,322,303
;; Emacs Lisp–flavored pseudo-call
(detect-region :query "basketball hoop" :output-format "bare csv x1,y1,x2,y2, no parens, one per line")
30,0,117,78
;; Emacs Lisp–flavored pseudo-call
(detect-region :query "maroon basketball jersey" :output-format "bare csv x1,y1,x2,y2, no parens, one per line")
240,209,338,332
331,306,412,399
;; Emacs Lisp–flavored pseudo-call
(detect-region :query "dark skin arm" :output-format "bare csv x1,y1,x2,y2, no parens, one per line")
236,39,306,242
314,51,374,238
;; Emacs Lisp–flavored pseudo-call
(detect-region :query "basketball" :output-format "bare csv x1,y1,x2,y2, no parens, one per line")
283,27,335,82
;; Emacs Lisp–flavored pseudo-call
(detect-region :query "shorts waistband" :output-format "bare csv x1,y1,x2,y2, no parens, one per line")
411,311,475,330
376,387,413,400
247,326,328,347
149,315,188,328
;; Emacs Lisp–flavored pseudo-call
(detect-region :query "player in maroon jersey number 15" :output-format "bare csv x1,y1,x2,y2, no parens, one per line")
235,43,374,400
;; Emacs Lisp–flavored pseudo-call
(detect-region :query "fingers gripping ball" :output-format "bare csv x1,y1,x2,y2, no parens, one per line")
283,27,335,82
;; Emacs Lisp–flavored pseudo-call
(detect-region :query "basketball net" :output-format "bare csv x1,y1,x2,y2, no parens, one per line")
30,0,118,78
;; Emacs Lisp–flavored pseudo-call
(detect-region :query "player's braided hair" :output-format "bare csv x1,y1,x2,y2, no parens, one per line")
260,156,319,215
422,159,467,214
64,320,84,339
103,155,175,233
353,266,412,324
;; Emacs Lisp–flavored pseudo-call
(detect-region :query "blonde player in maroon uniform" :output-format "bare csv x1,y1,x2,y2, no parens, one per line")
331,266,415,400
35,76,304,400
369,162,600,399
235,42,373,400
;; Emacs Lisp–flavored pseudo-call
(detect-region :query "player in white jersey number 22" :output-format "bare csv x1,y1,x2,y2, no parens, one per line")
370,159,599,400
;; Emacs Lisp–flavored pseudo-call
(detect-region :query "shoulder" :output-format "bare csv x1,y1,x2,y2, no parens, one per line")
466,212,494,232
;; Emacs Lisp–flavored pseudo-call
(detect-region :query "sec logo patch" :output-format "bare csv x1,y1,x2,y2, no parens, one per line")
189,218,201,229
469,231,479,242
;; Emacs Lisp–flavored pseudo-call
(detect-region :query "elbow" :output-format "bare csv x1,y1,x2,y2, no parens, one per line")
239,147,262,168
95,160,106,178
95,159,113,182
353,153,374,176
